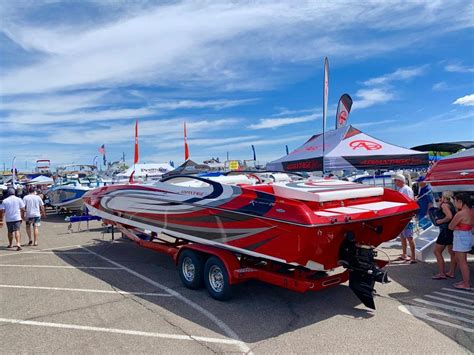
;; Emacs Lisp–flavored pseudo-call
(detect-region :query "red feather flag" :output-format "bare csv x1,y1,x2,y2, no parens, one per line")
134,119,139,164
184,121,189,161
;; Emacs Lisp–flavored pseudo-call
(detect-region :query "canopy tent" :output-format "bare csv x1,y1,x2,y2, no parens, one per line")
163,159,210,178
267,125,429,172
411,141,474,153
28,175,54,185
425,148,474,192
116,163,174,179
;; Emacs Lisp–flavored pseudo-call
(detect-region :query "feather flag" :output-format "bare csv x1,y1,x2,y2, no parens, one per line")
335,94,353,129
134,120,139,164
251,145,256,161
285,145,289,155
323,57,329,135
184,121,190,161
98,144,106,165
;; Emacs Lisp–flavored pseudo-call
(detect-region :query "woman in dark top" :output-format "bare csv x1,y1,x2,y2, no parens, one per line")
432,191,456,279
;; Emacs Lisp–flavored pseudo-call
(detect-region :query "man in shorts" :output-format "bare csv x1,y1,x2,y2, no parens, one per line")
0,187,26,251
393,174,417,263
23,186,46,246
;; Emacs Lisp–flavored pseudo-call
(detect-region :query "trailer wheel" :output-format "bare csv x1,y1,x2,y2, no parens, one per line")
204,256,232,301
178,250,204,289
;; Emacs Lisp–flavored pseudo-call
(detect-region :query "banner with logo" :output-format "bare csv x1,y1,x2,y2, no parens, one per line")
335,94,353,129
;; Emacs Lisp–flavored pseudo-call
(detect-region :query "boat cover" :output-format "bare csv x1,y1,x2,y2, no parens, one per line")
163,159,210,178
267,125,428,172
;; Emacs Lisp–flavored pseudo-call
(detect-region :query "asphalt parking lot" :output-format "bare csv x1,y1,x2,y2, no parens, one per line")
0,213,472,354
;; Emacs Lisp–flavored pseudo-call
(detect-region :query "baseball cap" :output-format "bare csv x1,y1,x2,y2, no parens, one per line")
416,175,426,182
392,174,405,183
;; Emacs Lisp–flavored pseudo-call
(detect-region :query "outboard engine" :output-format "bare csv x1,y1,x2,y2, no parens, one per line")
339,231,389,310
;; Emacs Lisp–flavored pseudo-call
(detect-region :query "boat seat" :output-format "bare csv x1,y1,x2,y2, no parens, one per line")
272,184,384,202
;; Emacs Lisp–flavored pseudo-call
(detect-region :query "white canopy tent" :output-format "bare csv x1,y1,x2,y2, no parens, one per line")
116,163,174,180
267,125,429,172
28,175,54,185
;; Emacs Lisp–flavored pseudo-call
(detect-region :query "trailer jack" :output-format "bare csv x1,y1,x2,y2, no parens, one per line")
339,232,389,310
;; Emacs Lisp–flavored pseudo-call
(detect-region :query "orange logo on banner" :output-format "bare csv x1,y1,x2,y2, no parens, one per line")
349,140,382,150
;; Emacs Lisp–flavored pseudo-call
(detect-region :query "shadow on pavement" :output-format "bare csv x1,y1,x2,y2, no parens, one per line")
55,237,374,343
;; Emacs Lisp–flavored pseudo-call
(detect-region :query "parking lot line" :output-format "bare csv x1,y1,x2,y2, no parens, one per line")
433,291,474,303
0,264,121,270
0,318,242,345
413,298,474,316
81,246,252,354
425,295,474,309
0,284,173,297
399,305,474,332
441,287,473,296
0,243,97,258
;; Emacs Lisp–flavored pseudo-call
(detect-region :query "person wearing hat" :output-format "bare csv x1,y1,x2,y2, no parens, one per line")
0,187,26,251
393,174,416,262
415,175,434,223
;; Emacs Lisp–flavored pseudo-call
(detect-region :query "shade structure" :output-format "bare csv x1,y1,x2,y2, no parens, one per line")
425,148,474,192
411,141,474,153
28,175,54,185
162,159,210,178
267,125,428,172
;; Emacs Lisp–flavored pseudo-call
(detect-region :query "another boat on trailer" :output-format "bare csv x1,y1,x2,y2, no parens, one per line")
83,175,418,309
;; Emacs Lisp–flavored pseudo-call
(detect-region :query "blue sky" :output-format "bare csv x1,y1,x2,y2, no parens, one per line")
0,1,473,170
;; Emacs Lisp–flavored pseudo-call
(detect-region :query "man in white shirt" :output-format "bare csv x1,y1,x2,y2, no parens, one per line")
0,188,26,251
393,174,416,263
23,186,46,246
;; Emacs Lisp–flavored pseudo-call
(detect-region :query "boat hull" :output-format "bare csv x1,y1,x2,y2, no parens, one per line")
84,181,417,270
49,185,90,211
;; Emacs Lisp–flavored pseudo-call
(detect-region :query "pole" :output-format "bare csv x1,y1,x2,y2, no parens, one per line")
12,156,16,185
322,57,329,175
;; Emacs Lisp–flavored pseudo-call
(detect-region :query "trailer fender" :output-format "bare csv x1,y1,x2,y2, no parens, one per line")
176,245,241,284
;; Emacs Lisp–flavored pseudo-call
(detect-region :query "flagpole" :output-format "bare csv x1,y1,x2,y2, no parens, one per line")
322,57,329,175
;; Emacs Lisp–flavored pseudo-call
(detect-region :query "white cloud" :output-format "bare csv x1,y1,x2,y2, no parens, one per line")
0,91,108,113
453,94,474,106
353,119,397,128
156,135,260,149
151,98,257,111
352,88,395,110
432,82,449,91
1,107,156,126
248,114,320,130
47,118,240,145
272,107,318,117
1,2,472,95
363,66,428,86
445,64,474,73
210,134,310,152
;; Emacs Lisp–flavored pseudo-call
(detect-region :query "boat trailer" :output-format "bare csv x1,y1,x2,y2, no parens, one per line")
107,222,387,308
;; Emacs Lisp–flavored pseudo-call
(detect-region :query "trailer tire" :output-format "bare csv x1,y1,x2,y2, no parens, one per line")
178,250,204,289
204,256,232,301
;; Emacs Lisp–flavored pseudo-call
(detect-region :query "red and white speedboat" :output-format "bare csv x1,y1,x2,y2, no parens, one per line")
425,148,474,192
84,175,418,309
